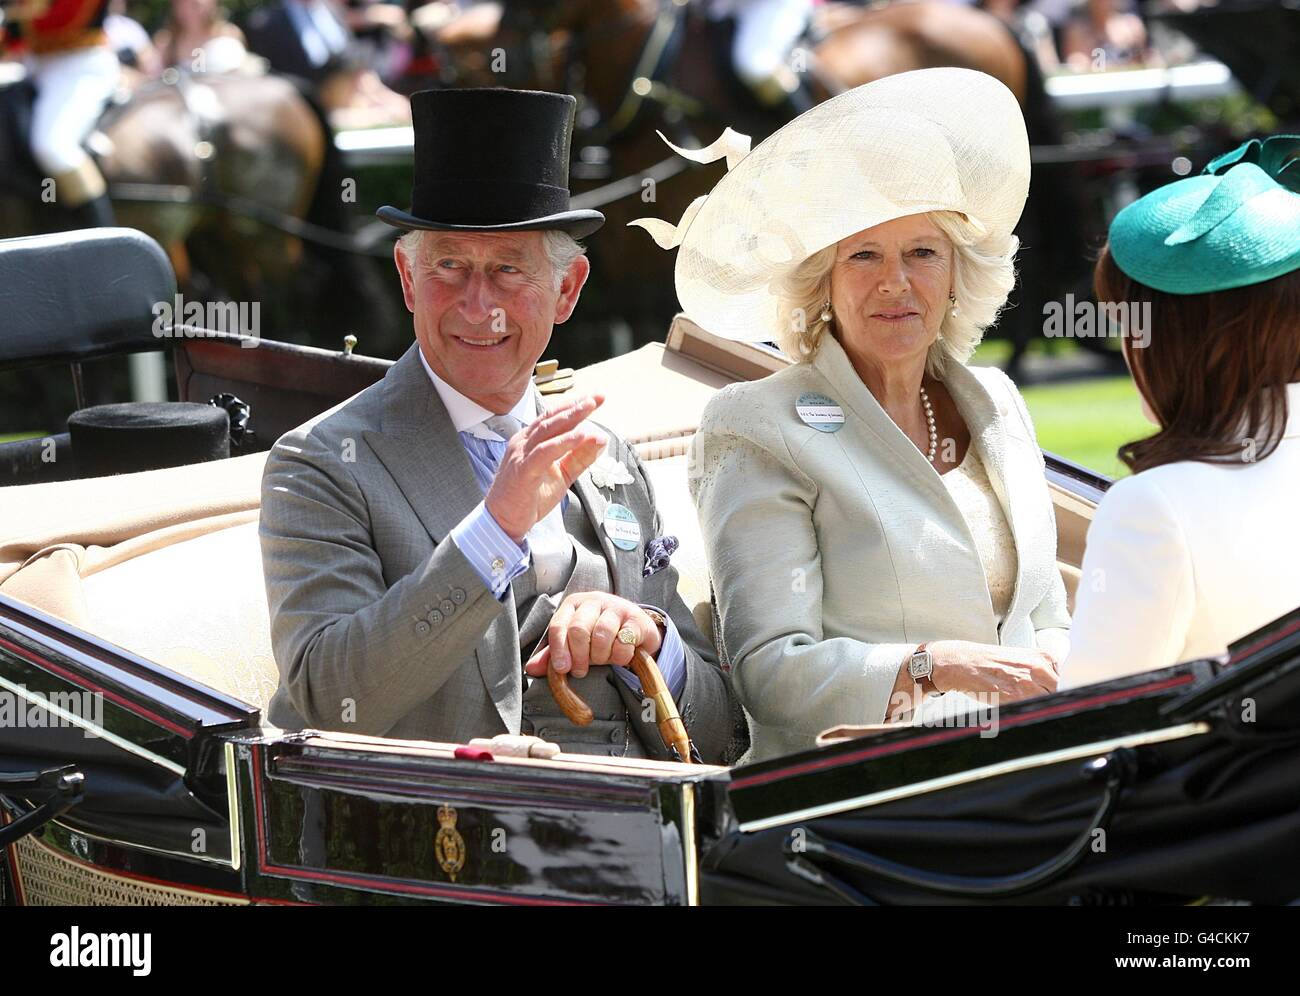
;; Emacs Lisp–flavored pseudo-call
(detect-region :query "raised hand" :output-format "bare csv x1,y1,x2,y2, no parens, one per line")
485,393,606,543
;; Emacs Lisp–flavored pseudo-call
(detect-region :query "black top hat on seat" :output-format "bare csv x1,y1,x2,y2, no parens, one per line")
376,88,604,238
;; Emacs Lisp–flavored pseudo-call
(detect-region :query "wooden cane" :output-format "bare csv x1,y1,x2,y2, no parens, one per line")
548,647,694,763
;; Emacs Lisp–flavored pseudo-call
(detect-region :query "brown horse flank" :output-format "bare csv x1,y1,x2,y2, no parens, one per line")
99,72,326,293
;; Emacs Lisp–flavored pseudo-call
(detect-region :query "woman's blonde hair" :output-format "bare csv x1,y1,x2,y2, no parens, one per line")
772,210,1019,378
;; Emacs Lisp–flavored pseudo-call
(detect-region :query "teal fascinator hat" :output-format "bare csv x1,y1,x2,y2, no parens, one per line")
1108,135,1300,295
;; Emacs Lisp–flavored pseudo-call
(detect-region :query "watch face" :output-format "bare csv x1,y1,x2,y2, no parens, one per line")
909,651,932,680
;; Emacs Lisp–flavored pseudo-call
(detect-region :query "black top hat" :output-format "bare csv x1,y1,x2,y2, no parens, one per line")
376,88,604,238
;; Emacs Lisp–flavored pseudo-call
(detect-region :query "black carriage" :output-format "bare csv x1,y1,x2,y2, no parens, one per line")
2,229,1297,906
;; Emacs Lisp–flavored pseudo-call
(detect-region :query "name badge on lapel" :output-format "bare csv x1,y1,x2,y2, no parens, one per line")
796,391,845,433
602,502,641,551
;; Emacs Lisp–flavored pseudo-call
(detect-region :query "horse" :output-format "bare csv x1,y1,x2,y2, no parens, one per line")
0,68,406,361
431,0,1092,377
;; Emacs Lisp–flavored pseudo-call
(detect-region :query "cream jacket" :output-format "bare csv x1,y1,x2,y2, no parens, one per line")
690,334,1070,761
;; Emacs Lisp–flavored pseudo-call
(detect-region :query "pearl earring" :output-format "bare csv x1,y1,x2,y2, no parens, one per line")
819,300,833,323
948,292,959,318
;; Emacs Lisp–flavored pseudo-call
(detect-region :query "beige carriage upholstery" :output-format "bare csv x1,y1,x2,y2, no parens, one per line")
1049,482,1089,613
0,452,280,710
0,318,1093,715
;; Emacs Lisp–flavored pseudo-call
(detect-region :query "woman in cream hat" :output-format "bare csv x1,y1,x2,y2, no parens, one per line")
635,68,1069,761
1061,136,1300,689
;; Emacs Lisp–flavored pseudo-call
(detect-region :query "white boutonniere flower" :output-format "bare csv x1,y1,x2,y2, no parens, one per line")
589,454,633,491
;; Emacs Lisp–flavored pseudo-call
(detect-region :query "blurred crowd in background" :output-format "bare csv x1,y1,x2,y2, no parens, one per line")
0,1,1243,134
0,0,1283,423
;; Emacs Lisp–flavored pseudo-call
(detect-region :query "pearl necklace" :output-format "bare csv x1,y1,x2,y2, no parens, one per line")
919,384,938,462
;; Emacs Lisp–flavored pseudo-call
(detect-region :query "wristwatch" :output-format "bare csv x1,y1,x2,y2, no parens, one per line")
908,642,934,685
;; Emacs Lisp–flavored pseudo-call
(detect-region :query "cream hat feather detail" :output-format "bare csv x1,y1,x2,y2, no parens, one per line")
629,67,1032,342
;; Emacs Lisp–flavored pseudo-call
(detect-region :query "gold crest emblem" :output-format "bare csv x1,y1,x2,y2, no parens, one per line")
434,804,466,882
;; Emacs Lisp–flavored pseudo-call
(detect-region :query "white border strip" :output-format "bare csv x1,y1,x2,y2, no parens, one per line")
737,722,1210,834
0,672,184,777
225,741,242,873
682,783,698,907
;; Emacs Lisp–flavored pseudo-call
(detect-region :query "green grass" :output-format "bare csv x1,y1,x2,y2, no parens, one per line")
970,336,1093,368
0,432,47,444
970,339,1149,478
1019,377,1152,480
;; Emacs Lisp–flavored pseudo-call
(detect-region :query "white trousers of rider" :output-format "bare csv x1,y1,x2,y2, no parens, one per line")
729,0,813,86
26,46,119,202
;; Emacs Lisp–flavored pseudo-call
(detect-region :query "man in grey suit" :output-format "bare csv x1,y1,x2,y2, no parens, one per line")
259,87,744,763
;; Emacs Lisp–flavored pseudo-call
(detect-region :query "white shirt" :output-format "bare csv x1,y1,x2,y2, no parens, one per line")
1062,382,1300,688
285,0,350,68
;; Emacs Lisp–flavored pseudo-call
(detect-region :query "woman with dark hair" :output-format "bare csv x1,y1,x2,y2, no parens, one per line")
153,0,247,73
1061,135,1300,688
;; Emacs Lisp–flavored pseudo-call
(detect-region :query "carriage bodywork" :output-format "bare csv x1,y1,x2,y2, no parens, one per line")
4,592,1298,906
2,229,1298,906
0,598,726,906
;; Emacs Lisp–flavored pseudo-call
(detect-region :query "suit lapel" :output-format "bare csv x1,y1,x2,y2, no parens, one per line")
812,336,1033,629
363,344,487,544
569,469,626,595
944,363,1029,626
363,344,521,730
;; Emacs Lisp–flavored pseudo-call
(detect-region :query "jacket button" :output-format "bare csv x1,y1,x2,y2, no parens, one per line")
609,728,623,743
451,587,467,604
607,747,622,756
415,621,431,637
427,610,443,625
440,599,455,615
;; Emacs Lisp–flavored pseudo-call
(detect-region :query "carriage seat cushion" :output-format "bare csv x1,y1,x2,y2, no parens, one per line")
0,451,278,710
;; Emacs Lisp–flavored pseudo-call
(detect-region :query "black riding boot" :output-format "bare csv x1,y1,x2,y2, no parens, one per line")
60,192,116,230
782,78,816,117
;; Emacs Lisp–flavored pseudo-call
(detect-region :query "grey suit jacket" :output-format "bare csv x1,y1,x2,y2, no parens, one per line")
259,344,744,763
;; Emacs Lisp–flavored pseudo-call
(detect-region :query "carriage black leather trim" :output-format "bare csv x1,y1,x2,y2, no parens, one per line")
0,765,85,849
0,227,176,371
784,749,1137,901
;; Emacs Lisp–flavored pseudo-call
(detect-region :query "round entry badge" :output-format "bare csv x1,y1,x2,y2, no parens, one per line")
602,503,641,551
796,392,845,432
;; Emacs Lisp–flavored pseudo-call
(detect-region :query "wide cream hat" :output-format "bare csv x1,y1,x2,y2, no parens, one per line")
631,67,1031,342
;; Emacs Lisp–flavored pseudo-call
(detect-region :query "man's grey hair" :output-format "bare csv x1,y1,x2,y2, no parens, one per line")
397,229,586,290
